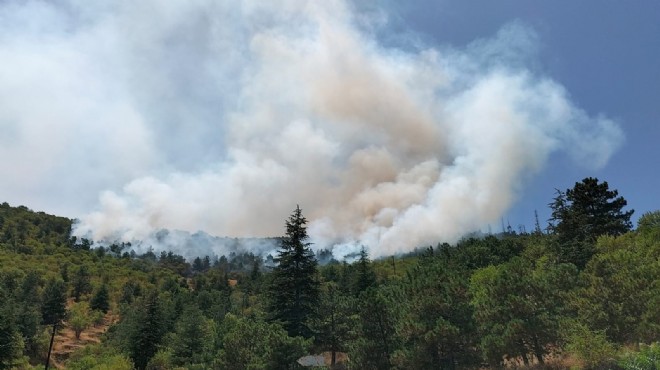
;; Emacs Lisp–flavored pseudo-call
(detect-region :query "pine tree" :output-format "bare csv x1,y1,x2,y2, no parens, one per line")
351,287,400,369
0,300,23,370
42,279,67,326
169,305,209,366
398,258,478,369
354,246,376,296
549,177,633,268
192,257,204,272
90,284,110,313
268,205,320,338
71,265,92,302
129,291,165,370
313,282,355,366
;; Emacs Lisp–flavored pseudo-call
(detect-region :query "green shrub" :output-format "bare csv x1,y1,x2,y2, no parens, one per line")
560,320,618,369
67,345,133,370
618,343,660,370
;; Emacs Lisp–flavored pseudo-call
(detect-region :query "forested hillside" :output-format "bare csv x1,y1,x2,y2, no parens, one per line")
1,178,659,369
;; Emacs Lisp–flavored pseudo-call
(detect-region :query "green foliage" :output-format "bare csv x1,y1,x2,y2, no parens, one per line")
268,205,320,338
119,291,166,370
67,345,134,370
165,305,211,366
195,289,231,322
30,327,52,364
0,196,659,369
216,313,310,370
0,301,25,370
449,235,525,270
353,246,377,295
312,282,356,365
90,309,105,326
145,349,174,370
560,320,618,369
549,177,634,268
0,202,72,253
396,254,478,369
90,284,110,313
69,302,92,340
574,232,660,343
17,306,43,357
72,265,92,302
618,343,660,370
637,211,660,237
470,257,574,366
41,278,67,325
350,286,401,370
120,280,142,305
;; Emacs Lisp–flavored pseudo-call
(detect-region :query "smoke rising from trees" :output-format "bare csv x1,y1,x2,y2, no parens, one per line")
0,0,622,257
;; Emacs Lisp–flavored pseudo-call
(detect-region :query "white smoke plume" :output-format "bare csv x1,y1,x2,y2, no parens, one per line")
0,0,622,258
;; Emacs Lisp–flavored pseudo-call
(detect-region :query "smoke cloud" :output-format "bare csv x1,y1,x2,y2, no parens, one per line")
0,0,622,258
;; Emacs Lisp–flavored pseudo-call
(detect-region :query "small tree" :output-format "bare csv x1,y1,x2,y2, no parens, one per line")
313,282,355,366
168,305,210,366
353,246,376,296
0,301,24,370
192,257,204,273
470,257,569,366
42,278,67,370
351,287,400,369
90,284,110,313
42,279,67,326
71,265,92,302
268,205,320,338
217,314,309,370
69,302,91,340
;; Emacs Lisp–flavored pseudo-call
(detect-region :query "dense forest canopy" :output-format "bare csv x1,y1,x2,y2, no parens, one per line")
0,177,659,369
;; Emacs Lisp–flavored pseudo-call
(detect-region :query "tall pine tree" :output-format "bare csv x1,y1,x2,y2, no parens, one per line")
42,278,67,326
268,205,320,338
128,290,165,370
549,177,633,268
354,246,376,296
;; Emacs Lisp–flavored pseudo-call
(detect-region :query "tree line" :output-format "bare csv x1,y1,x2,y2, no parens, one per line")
0,177,659,369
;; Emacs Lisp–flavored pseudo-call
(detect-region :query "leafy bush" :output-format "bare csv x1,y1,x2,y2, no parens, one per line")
68,302,92,340
67,345,133,370
618,343,660,370
560,320,618,369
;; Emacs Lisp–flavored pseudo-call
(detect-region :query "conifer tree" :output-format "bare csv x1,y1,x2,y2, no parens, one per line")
42,279,67,326
169,305,209,366
351,287,400,369
129,291,165,370
354,246,376,296
71,265,92,302
313,282,355,366
0,300,22,370
268,205,320,338
90,284,110,313
549,177,633,268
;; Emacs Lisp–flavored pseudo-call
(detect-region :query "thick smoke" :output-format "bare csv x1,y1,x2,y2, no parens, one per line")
0,0,622,258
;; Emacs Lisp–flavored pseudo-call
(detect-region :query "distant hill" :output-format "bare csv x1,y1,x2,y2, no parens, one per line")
0,202,73,254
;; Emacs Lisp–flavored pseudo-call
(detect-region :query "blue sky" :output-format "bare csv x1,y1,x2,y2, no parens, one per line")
1,0,658,254
394,1,660,229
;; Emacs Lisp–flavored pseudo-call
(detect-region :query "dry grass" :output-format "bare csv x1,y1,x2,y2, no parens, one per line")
49,309,118,369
